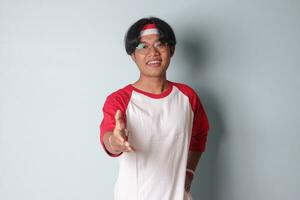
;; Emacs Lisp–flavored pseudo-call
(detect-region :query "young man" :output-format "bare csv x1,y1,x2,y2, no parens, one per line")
100,17,209,200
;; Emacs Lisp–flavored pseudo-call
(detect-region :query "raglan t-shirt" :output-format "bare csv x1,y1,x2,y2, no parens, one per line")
100,81,209,200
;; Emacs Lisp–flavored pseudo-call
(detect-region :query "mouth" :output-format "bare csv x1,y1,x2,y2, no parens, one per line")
146,59,162,67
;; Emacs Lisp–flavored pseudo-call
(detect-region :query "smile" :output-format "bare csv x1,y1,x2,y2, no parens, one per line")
146,60,162,65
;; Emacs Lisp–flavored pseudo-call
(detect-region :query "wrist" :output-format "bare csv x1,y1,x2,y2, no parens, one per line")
186,168,195,177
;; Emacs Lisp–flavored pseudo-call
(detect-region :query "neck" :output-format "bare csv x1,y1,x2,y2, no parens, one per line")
133,75,168,94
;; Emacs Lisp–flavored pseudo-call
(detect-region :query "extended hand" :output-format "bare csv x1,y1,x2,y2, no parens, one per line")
109,110,134,153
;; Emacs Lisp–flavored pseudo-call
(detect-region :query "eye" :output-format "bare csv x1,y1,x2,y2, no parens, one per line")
136,43,147,49
155,42,162,47
155,41,166,48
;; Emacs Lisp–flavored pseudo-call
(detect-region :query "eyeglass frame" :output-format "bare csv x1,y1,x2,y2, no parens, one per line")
135,40,169,55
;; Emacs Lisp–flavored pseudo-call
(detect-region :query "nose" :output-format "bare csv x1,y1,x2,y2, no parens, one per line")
148,44,159,55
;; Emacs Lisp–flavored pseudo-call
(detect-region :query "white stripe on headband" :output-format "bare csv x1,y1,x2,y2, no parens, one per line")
140,28,159,36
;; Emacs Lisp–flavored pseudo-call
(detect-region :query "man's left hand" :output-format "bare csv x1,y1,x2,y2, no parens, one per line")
184,171,194,192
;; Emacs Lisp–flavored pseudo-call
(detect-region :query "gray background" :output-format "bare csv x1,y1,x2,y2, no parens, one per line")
0,0,299,200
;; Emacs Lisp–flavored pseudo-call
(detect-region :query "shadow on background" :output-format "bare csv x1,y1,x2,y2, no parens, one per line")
179,27,228,200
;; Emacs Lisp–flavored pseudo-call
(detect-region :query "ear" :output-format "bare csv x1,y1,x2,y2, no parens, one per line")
130,53,136,62
170,46,175,57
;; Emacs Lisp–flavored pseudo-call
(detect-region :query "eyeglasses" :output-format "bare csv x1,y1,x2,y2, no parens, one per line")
135,41,168,55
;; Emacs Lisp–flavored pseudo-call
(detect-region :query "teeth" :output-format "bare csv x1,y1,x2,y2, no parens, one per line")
148,60,160,64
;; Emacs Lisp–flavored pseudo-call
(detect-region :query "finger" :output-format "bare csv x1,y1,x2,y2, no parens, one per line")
111,141,134,153
115,109,122,120
113,129,127,143
117,132,127,143
124,141,135,152
110,144,123,151
124,141,131,147
123,146,134,152
124,128,129,140
110,139,128,152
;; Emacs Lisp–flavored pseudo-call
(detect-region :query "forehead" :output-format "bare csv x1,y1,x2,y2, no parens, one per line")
139,34,160,43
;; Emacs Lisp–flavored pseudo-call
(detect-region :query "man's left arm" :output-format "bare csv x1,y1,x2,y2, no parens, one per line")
185,150,203,191
185,92,210,191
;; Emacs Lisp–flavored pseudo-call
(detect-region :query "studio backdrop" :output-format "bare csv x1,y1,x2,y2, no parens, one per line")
0,0,299,200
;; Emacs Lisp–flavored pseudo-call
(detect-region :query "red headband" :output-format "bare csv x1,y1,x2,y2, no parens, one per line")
140,23,159,36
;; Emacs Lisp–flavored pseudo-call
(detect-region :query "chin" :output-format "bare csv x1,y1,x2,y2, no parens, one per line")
143,71,166,78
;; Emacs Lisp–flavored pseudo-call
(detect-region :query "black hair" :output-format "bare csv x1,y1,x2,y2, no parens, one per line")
124,17,176,55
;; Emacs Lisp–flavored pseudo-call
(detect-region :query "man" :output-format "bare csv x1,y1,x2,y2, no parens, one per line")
100,17,209,200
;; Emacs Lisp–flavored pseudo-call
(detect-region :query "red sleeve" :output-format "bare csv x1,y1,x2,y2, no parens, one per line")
99,87,132,157
189,94,210,152
172,82,210,152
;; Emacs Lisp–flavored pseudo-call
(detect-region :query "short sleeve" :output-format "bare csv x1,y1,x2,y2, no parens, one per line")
189,94,210,152
100,94,128,157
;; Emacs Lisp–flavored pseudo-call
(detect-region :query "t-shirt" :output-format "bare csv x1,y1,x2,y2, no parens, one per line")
100,81,209,200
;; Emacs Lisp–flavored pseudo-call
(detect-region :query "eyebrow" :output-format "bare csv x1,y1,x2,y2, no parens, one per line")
139,39,161,43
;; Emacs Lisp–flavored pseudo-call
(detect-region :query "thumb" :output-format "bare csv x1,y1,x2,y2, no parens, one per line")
114,110,125,131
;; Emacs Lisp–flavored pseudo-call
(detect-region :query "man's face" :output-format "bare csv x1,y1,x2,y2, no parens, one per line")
131,34,173,79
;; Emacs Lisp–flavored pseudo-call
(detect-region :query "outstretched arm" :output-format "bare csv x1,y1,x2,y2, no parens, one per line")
102,110,134,155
